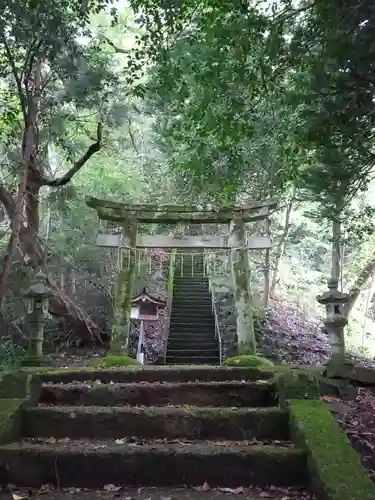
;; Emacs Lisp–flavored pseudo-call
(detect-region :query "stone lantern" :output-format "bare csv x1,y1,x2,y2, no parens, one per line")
22,271,53,366
316,277,354,379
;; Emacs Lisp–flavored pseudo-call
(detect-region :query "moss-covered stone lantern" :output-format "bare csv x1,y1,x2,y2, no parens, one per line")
22,271,53,366
316,277,354,380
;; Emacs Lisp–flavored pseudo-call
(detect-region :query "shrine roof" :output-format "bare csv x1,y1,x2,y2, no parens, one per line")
132,287,166,308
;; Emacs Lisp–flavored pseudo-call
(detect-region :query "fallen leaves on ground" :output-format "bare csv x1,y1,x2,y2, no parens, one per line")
103,484,122,492
320,395,342,403
192,483,314,498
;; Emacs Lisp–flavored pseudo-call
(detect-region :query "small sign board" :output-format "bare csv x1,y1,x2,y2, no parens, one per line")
130,306,140,319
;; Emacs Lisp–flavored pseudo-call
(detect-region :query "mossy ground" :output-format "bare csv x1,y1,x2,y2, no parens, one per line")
288,399,375,500
90,355,141,369
223,355,274,368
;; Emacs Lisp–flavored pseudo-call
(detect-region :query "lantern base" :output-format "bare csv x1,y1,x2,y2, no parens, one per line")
21,354,50,368
323,358,355,380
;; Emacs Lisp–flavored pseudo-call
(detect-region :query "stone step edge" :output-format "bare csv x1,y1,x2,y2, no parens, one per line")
0,440,298,455
0,440,308,488
37,366,276,384
41,381,269,389
27,405,281,417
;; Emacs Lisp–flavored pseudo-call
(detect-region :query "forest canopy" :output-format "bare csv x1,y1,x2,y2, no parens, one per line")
1,0,375,357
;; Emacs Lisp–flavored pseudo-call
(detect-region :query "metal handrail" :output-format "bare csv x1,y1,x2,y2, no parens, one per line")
209,279,222,365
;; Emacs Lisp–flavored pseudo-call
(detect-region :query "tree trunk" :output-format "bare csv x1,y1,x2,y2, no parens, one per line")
0,145,29,304
0,60,42,303
270,193,295,296
331,218,341,284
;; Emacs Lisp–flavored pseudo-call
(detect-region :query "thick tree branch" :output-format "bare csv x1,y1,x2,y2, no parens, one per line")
42,122,103,187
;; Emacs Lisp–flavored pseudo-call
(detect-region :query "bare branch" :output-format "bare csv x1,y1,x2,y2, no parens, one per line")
127,117,139,153
42,122,103,187
102,37,130,54
273,2,316,23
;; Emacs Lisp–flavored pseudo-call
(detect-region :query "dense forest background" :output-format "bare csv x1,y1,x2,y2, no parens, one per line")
1,0,375,362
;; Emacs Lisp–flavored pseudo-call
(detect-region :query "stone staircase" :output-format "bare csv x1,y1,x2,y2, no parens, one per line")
0,367,308,489
166,251,220,365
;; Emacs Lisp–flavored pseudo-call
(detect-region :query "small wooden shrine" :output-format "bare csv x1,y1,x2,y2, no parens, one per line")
131,288,166,364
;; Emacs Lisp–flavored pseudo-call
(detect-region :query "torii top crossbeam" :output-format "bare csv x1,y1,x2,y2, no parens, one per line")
86,197,278,224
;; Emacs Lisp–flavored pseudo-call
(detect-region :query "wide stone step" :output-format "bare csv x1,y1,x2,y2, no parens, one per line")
22,406,287,441
174,278,207,282
0,439,307,488
167,341,216,348
168,331,215,337
38,366,275,384
169,329,215,336
170,324,214,330
172,306,212,311
173,286,210,291
171,303,213,309
171,310,213,316
166,356,220,364
167,341,218,350
167,334,216,340
170,314,214,321
168,335,216,342
40,381,276,407
172,298,212,304
173,283,208,287
168,329,215,336
172,286,210,291
170,320,214,327
167,349,219,358
176,268,205,271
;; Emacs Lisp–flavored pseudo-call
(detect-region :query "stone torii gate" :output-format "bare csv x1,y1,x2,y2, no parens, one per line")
86,196,278,355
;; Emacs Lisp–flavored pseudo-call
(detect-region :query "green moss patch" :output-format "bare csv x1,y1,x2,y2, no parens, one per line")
277,369,320,407
0,398,24,444
90,355,140,369
288,399,375,500
0,371,41,405
223,355,274,368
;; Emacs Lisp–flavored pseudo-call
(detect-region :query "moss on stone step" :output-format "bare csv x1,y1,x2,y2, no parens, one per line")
288,399,375,500
37,366,277,384
22,405,290,442
277,370,320,407
0,399,24,444
0,371,41,405
0,440,307,488
223,355,274,369
40,380,276,408
90,355,140,369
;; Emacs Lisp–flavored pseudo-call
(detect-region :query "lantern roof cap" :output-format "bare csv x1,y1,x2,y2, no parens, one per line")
24,271,53,298
316,278,349,305
131,287,166,308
